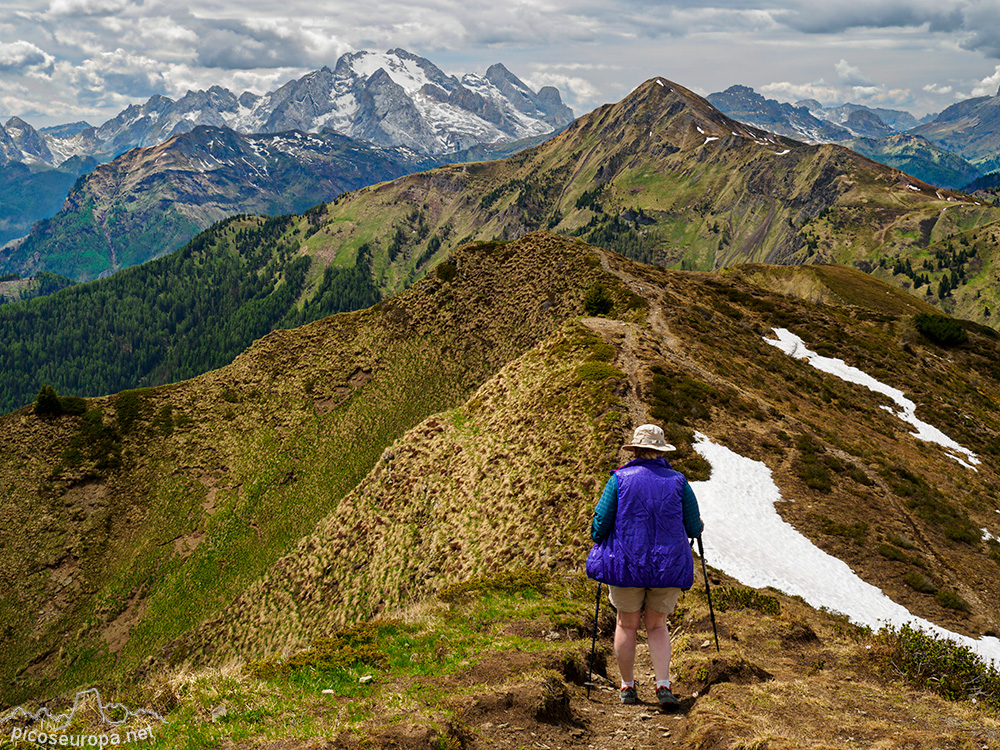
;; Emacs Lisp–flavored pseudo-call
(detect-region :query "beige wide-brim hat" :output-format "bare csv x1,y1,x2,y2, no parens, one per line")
623,423,676,452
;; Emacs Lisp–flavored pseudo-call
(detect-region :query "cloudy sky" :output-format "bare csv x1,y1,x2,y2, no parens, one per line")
4,0,1000,128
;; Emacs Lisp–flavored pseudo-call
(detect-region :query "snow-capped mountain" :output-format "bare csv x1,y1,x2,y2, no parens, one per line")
5,49,573,166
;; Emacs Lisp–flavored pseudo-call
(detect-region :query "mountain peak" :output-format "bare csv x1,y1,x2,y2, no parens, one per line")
485,62,528,91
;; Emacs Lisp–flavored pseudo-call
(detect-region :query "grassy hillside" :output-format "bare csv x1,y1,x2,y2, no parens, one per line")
0,232,636,703
5,232,1000,749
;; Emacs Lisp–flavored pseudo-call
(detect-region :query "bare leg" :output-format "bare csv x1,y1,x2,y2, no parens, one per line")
614,609,643,684
644,607,671,683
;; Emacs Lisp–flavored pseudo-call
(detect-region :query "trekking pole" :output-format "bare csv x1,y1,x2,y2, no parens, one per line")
696,536,721,652
585,582,601,698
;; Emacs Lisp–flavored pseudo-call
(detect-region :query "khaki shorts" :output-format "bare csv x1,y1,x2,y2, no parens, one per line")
607,585,682,614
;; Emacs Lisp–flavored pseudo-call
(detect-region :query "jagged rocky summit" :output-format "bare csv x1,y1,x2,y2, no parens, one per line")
0,49,574,167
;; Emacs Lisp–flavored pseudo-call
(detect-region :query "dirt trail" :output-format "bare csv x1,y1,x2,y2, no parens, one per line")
592,248,676,342
584,248,734,424
581,315,649,430
574,641,695,749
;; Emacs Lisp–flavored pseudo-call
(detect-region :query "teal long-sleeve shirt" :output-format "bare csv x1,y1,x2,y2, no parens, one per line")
590,473,704,542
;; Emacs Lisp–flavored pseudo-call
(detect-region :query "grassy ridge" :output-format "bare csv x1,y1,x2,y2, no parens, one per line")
0,232,627,703
168,318,633,666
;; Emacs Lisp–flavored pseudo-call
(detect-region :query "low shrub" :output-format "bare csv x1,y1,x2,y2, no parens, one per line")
648,368,722,426
987,539,1000,565
794,434,834,493
913,313,968,347
438,568,551,602
713,586,781,616
935,590,971,613
903,571,936,594
817,515,868,544
436,261,458,282
583,282,613,316
59,396,87,415
868,624,999,707
575,362,625,381
876,543,909,563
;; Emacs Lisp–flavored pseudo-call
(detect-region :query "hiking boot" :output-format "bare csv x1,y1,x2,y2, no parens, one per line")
656,686,680,709
619,685,638,705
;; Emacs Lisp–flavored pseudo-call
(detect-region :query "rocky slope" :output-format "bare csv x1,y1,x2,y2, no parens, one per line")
707,85,852,142
3,232,1000,749
911,89,1000,174
795,99,922,133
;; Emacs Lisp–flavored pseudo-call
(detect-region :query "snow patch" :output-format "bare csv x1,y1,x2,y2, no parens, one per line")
907,185,921,192
692,433,1000,668
774,149,790,156
763,328,979,469
704,136,718,144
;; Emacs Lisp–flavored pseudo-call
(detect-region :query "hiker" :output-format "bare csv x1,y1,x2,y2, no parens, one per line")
586,424,704,708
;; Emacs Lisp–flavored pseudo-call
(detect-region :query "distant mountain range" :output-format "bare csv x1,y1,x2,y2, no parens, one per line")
0,122,571,283
708,85,1000,191
0,48,573,168
0,48,573,282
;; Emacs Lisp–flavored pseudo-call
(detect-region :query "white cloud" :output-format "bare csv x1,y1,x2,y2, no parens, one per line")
923,82,953,95
760,59,913,108
835,59,874,86
760,80,843,105
47,0,133,17
970,64,1000,97
0,40,54,73
523,71,600,107
63,48,174,103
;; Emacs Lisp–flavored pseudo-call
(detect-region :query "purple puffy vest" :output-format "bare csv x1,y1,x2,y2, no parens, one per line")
586,458,695,590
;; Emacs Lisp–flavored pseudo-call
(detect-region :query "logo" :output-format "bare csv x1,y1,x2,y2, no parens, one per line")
2,688,165,747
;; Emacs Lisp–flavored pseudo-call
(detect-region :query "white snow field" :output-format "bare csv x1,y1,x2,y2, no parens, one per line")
691,433,1000,667
763,328,979,469
690,340,1000,668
